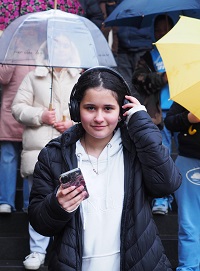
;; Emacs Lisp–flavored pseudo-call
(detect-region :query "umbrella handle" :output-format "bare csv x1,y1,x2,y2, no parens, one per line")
188,125,197,135
54,0,57,9
49,103,66,121
49,103,53,111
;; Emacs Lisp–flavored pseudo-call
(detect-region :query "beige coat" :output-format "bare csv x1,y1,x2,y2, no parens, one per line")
12,66,80,177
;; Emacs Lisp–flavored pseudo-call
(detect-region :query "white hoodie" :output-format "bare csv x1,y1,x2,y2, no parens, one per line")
76,129,124,271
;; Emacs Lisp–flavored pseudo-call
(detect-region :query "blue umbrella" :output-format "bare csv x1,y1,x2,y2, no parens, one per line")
104,0,200,27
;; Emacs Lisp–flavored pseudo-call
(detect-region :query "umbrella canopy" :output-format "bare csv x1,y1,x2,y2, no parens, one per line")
104,0,200,27
155,16,200,119
0,9,116,68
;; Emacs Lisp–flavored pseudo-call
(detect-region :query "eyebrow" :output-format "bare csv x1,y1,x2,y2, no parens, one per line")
83,103,116,106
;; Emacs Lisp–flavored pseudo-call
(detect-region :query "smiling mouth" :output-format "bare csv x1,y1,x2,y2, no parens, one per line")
92,125,106,129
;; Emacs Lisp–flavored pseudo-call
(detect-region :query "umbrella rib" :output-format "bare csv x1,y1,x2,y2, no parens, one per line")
49,67,54,110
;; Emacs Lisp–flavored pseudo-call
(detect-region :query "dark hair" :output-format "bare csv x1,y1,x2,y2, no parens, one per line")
154,14,174,29
73,69,129,109
69,66,131,123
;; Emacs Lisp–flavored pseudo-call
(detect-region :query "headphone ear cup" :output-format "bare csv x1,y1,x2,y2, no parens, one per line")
69,99,80,122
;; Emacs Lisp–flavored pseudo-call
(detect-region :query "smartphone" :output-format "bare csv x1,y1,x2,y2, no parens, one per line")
59,168,89,200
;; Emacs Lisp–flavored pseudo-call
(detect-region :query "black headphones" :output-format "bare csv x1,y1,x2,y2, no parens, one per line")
69,66,131,122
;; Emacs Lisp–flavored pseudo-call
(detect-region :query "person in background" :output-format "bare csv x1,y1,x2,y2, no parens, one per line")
115,0,152,98
12,65,81,270
165,102,200,271
0,62,34,213
132,14,176,215
99,0,119,58
116,25,152,98
28,66,181,271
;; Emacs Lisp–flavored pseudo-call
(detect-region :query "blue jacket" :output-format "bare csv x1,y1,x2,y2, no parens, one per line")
117,10,181,53
28,110,181,271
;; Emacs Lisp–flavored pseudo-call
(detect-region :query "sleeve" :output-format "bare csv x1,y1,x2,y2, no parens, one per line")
164,102,191,132
11,73,44,126
28,146,74,237
132,53,166,96
127,110,182,196
0,65,15,84
125,104,147,124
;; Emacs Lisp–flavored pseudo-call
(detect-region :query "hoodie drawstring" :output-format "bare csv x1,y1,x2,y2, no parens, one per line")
105,143,112,209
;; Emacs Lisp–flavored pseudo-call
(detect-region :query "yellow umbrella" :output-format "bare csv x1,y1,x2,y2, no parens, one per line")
155,15,200,119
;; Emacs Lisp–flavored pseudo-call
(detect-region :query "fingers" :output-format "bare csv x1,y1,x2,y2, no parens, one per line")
188,112,200,123
124,95,141,105
57,185,87,212
53,120,73,133
122,95,141,116
48,111,56,125
53,122,65,133
42,109,56,125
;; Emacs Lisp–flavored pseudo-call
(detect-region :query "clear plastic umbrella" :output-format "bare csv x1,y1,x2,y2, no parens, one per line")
0,9,116,68
0,9,116,111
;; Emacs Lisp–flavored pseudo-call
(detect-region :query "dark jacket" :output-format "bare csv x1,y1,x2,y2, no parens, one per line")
29,110,181,271
79,0,104,28
132,51,166,129
117,26,152,53
165,102,200,159
116,0,152,53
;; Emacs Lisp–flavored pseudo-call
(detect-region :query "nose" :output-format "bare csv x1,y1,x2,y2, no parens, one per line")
94,110,104,122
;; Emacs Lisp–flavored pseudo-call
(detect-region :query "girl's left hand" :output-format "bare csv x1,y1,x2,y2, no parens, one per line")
122,95,141,117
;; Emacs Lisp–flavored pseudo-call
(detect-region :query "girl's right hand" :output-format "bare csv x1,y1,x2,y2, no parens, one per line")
56,185,87,212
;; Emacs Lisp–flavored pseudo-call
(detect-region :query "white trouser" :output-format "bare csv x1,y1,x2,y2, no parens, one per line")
28,175,50,254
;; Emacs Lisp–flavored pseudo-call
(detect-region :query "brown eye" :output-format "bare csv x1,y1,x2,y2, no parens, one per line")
105,106,114,111
86,106,95,111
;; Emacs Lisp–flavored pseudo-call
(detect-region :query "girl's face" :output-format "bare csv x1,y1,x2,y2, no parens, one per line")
80,87,120,141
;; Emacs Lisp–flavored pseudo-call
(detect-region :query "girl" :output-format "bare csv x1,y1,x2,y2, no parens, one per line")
28,66,181,271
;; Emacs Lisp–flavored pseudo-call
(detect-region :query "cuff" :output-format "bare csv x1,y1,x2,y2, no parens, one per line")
125,105,147,124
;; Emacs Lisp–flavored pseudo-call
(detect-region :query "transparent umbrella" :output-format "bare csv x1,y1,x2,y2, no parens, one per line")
0,9,116,68
0,9,116,110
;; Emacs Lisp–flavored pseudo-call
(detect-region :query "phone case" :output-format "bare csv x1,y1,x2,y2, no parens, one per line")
59,168,89,200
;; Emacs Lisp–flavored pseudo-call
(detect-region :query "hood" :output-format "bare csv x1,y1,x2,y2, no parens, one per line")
47,123,132,174
151,12,180,43
76,128,122,173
